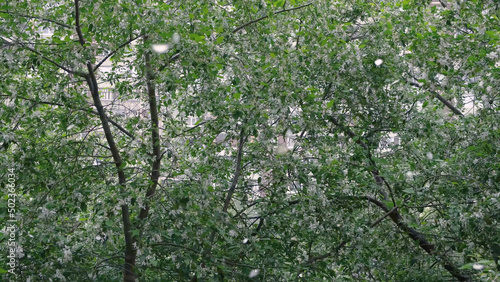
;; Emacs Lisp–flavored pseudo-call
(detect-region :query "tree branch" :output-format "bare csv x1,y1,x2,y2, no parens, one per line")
359,194,471,281
74,0,85,46
432,90,463,116
2,95,134,138
232,2,313,34
305,206,396,267
329,114,470,281
157,52,182,74
84,62,135,281
370,207,397,227
17,42,86,76
2,41,70,46
328,115,390,201
150,242,198,254
107,117,134,139
138,41,162,221
94,255,124,268
203,127,247,261
223,127,246,212
407,78,464,116
0,10,72,29
94,34,143,71
306,240,347,264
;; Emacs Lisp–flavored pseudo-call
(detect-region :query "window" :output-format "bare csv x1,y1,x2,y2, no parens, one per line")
102,89,115,100
38,27,54,37
285,129,294,149
380,135,400,148
187,116,197,127
393,136,400,146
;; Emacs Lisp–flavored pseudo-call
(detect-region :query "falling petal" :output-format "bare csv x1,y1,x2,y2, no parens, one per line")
472,263,484,270
249,269,260,278
173,33,180,44
152,44,170,53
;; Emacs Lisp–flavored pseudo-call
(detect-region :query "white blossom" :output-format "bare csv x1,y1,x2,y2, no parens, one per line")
406,171,414,180
472,263,484,270
63,246,72,263
55,269,67,281
249,269,260,278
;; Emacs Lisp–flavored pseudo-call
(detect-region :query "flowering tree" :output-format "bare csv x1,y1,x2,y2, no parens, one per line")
1,0,499,281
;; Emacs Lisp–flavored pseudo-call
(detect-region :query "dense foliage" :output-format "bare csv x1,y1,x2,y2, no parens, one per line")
1,0,499,281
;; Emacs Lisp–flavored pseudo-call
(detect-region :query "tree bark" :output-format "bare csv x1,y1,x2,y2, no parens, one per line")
138,39,161,221
74,1,136,280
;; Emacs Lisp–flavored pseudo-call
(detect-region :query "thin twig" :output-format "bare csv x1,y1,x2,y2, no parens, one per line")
370,207,397,227
232,2,313,34
306,241,347,264
150,242,199,254
157,52,182,73
0,10,72,29
2,41,70,46
2,95,134,138
17,42,86,76
94,34,143,71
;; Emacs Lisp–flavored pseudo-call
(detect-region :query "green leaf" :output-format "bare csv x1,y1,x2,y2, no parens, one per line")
3,2,499,279
485,30,498,39
460,263,473,270
273,0,285,7
402,188,415,194
189,33,205,42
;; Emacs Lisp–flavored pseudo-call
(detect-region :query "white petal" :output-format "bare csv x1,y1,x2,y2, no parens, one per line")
152,44,170,53
472,263,484,270
173,33,180,44
249,269,260,278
